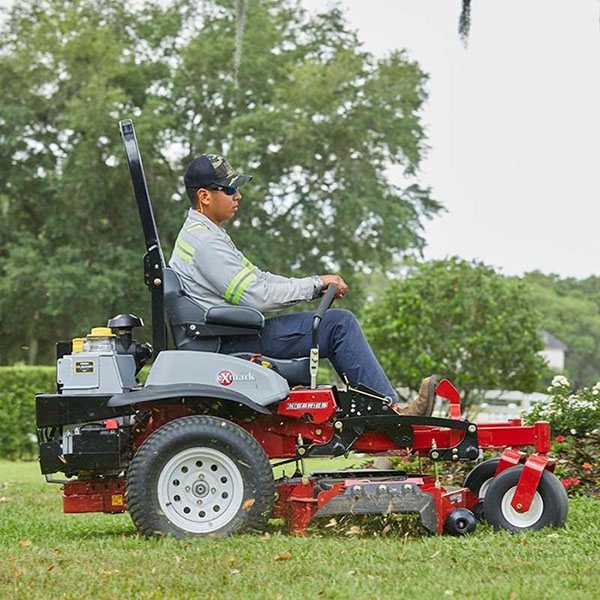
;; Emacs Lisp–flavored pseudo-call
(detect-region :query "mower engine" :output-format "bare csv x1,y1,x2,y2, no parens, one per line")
36,314,149,479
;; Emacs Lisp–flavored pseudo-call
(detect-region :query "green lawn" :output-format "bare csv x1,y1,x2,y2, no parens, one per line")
1,460,599,599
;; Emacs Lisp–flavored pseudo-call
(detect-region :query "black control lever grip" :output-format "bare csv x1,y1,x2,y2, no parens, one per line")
314,283,337,324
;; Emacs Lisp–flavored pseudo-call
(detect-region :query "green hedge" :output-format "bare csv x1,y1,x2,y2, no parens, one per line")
0,366,56,460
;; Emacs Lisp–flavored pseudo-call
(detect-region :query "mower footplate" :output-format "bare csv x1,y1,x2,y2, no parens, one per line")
312,479,439,533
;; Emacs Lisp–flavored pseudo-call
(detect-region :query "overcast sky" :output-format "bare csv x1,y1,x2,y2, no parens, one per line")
302,0,600,279
2,0,599,278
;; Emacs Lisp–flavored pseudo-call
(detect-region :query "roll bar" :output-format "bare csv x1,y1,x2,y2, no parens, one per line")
119,119,166,355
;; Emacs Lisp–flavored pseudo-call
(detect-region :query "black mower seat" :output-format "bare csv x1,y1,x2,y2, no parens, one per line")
163,268,310,386
164,267,264,352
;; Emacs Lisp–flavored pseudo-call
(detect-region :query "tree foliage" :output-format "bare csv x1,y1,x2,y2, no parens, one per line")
0,0,439,364
364,258,545,407
522,272,600,388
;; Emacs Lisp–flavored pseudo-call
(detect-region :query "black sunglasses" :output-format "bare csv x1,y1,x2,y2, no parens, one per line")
205,184,238,196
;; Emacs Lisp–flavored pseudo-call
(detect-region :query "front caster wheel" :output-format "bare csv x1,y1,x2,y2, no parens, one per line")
464,458,500,521
464,458,500,499
127,415,275,538
484,465,568,533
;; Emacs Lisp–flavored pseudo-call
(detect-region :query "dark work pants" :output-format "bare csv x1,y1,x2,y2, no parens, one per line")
220,309,398,402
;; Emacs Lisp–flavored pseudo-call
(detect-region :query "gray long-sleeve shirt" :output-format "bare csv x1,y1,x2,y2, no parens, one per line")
168,209,318,312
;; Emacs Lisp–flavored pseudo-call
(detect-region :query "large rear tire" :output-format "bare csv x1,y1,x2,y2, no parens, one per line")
484,465,568,533
127,415,274,538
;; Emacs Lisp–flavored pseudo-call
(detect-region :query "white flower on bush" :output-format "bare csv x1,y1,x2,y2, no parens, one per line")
526,375,599,437
551,375,569,388
570,398,595,410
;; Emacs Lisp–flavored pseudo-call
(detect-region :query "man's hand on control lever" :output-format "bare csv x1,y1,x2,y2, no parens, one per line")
319,275,348,299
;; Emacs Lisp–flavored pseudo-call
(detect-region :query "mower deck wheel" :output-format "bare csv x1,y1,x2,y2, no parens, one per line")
484,465,568,533
127,415,275,538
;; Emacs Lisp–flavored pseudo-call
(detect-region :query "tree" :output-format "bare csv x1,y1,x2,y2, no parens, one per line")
364,258,546,410
0,0,178,363
0,0,439,364
169,0,440,296
522,272,600,388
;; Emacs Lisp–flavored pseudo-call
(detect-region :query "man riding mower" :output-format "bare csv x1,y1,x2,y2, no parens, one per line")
34,120,568,538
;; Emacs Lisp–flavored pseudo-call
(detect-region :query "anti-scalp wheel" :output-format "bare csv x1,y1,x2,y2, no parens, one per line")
127,415,275,538
444,508,477,536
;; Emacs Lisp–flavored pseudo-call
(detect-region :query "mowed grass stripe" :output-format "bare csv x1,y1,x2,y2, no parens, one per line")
1,461,598,599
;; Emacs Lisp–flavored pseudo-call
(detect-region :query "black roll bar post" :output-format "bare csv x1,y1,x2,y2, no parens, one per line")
119,119,166,356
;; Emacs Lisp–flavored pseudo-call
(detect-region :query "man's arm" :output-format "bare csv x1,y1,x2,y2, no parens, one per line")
196,236,316,312
248,259,348,299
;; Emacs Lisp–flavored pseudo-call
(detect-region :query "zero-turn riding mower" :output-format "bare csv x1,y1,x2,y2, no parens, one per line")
35,120,568,538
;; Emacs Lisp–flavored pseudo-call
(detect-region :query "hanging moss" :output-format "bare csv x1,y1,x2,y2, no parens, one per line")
459,0,471,47
234,0,247,86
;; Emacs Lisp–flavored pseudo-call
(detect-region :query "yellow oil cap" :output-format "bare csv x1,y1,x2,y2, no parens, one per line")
87,327,115,338
71,338,84,353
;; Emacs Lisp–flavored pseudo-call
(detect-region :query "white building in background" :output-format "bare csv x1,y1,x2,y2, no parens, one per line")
539,330,567,371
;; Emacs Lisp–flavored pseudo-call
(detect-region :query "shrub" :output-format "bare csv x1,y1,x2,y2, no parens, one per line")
0,366,56,460
551,433,599,498
524,375,600,437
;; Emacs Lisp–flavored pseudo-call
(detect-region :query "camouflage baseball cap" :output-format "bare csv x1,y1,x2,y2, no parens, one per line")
184,154,252,190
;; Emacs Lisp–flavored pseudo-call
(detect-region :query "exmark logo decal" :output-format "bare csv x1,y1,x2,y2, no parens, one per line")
287,402,328,410
217,370,256,386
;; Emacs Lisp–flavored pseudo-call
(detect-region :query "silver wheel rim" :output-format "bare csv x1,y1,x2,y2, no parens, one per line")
500,485,544,528
157,447,244,533
479,478,493,499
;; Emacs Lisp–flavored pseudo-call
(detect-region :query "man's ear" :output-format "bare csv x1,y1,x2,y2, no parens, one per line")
196,188,209,212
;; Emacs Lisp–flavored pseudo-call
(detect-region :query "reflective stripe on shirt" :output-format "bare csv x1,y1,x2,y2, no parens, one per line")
174,235,194,263
224,264,256,303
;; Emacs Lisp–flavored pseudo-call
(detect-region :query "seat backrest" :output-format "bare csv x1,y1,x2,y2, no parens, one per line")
163,268,220,351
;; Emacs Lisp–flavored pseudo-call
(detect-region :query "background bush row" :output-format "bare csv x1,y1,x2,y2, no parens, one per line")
0,367,56,460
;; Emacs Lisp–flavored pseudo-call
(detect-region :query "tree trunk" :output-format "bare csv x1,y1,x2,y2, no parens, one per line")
28,335,39,365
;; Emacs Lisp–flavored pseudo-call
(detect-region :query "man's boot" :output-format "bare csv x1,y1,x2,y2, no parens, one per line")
392,376,438,417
